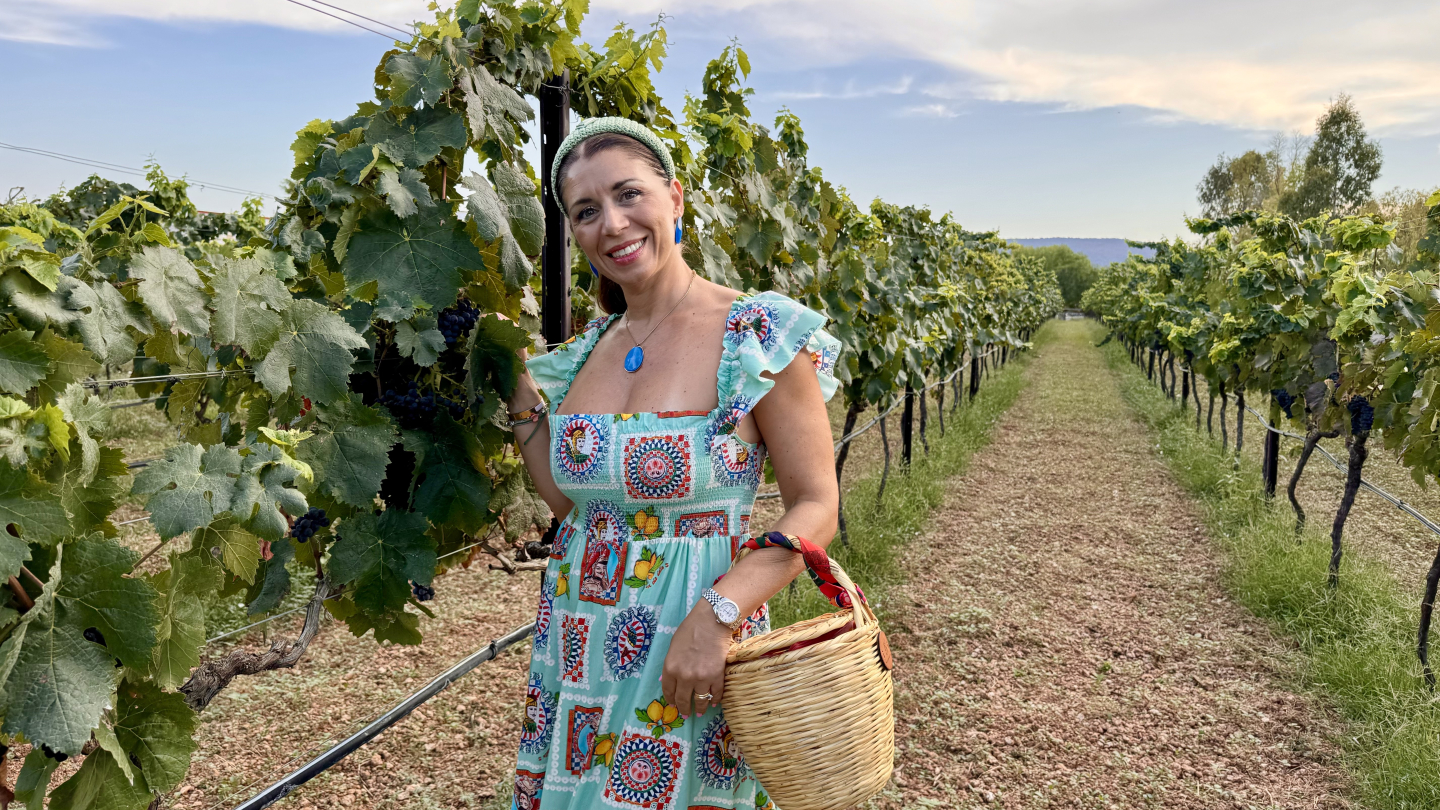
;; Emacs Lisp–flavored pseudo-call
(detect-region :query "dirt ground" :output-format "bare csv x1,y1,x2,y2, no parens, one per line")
876,321,1350,809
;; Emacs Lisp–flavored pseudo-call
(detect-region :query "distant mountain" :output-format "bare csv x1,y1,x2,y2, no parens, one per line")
1010,238,1155,267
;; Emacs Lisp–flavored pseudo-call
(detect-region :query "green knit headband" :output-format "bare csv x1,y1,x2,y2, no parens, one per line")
550,116,676,213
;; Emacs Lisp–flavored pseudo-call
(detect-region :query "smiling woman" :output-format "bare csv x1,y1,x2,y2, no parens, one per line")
500,116,844,810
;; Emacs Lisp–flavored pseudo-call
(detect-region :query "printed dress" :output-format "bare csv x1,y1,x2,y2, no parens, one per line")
510,291,841,810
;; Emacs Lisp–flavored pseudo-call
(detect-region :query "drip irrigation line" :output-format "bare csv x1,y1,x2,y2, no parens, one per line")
1245,406,1440,539
230,622,535,810
0,142,276,200
126,458,158,470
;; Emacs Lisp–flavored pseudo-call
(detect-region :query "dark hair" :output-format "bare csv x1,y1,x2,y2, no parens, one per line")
556,133,671,315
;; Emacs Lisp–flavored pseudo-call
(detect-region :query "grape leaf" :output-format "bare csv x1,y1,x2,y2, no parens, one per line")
44,747,151,810
208,255,290,353
0,459,70,550
0,330,51,395
32,404,71,460
65,278,150,366
55,446,128,537
460,172,506,241
328,509,434,618
231,444,307,542
150,552,222,689
2,553,116,755
2,271,80,331
461,65,533,147
493,160,544,255
93,720,134,785
395,316,447,367
55,535,159,671
496,464,549,541
131,246,210,336
131,443,243,540
406,417,492,534
467,314,530,400
58,383,109,487
245,535,294,615
342,208,481,313
114,681,198,793
386,52,450,108
192,516,261,584
297,394,396,508
13,748,61,809
35,330,99,404
376,167,435,218
253,299,367,405
366,106,467,169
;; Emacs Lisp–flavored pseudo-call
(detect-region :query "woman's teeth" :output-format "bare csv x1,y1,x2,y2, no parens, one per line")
610,240,644,259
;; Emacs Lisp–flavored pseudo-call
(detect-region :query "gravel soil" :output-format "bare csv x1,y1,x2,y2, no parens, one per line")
877,322,1350,810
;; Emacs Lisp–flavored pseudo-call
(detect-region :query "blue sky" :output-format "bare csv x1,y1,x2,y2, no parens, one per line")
3,0,1437,240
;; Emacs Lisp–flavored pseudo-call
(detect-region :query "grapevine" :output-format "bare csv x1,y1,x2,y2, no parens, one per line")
0,0,1060,805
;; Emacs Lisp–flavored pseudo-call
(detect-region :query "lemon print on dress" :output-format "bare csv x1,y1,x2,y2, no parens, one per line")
555,563,571,598
590,732,617,769
627,507,662,541
624,547,667,589
636,696,684,737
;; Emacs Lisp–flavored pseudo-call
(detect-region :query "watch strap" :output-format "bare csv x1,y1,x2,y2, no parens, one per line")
701,587,743,629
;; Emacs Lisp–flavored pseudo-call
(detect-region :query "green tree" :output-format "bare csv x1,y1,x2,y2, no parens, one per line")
1012,244,1096,307
1198,150,1271,218
1281,94,1383,219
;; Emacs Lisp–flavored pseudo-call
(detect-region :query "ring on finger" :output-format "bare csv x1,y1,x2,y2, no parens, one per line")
695,692,713,701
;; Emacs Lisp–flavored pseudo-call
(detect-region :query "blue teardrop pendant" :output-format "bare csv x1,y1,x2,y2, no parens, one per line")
624,346,645,373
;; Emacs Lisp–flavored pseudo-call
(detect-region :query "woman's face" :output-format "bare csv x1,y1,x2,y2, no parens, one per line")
562,146,683,290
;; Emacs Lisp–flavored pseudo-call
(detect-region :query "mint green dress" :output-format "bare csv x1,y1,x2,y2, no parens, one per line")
510,292,841,810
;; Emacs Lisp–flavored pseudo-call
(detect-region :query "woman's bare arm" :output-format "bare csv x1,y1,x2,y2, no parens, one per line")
505,359,573,519
662,349,839,718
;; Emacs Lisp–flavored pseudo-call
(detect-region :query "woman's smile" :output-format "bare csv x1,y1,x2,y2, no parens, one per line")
606,237,647,265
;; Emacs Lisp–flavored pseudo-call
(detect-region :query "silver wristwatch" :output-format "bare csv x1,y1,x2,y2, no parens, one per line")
701,588,743,630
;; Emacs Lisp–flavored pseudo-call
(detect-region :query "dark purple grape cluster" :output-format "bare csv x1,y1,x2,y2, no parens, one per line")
41,745,68,763
438,300,479,348
1272,388,1297,418
381,383,467,429
291,507,330,542
411,582,435,602
1349,396,1375,433
83,627,105,645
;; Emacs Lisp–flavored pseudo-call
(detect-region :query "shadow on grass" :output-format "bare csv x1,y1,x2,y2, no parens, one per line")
769,328,1047,630
1104,340,1440,810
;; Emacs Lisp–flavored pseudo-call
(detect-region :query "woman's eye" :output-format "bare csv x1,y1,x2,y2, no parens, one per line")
620,189,641,202
575,206,596,221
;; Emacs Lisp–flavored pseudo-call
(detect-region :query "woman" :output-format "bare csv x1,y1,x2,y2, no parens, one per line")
504,116,841,810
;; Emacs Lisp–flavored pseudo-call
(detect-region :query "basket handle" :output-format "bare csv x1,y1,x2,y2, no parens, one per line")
740,532,867,616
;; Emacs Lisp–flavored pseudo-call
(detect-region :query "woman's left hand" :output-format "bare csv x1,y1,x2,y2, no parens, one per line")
661,602,732,718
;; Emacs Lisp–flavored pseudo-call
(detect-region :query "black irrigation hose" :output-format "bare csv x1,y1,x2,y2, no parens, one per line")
230,622,535,810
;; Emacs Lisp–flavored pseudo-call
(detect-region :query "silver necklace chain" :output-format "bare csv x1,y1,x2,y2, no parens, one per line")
623,271,697,350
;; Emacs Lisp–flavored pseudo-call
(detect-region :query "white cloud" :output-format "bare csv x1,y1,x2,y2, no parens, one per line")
770,76,912,101
900,103,960,119
9,0,1440,135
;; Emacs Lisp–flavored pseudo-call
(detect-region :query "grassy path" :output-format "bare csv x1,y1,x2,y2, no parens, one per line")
878,321,1349,809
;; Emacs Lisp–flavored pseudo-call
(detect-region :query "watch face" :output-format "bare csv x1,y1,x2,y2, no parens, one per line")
717,600,740,624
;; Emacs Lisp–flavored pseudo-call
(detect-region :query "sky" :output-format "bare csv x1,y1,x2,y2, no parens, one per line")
2,0,1437,241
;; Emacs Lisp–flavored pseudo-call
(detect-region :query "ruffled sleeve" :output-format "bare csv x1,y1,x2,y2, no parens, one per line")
525,314,617,412
715,291,842,414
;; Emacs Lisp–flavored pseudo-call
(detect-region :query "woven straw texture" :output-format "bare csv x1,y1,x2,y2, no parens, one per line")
724,555,895,810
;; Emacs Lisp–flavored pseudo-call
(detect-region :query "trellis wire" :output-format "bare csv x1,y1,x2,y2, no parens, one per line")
1245,406,1440,538
229,622,535,810
755,346,1002,501
82,368,249,390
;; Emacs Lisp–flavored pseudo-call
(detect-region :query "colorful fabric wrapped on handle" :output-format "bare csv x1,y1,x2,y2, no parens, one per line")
741,531,866,609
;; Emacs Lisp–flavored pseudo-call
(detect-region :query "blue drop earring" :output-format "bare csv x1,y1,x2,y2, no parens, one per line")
674,223,683,244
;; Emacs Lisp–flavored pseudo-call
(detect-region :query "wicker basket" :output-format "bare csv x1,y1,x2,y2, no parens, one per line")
723,543,895,810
